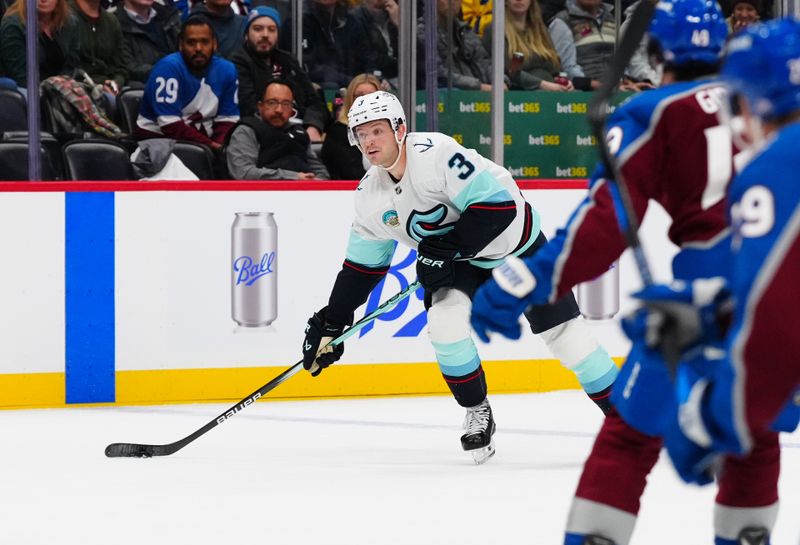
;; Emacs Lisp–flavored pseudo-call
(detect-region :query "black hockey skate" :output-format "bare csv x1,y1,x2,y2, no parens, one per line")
738,527,769,545
460,399,496,465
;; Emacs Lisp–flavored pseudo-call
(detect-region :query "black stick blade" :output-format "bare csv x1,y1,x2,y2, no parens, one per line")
105,442,158,458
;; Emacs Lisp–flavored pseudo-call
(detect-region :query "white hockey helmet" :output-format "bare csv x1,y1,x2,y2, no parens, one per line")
347,91,407,150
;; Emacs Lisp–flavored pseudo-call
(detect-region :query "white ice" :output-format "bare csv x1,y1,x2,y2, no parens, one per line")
1,391,797,545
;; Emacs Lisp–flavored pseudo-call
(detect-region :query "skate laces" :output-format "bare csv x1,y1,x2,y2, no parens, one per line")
464,401,492,437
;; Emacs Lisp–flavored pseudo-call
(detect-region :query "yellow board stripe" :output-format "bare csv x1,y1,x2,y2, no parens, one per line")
0,372,65,409
0,358,623,409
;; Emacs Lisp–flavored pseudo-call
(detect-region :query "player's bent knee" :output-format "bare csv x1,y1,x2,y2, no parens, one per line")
540,318,600,366
427,288,472,344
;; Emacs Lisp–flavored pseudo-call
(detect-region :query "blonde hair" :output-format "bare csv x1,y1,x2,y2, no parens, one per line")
504,1,561,71
5,0,70,31
338,73,381,124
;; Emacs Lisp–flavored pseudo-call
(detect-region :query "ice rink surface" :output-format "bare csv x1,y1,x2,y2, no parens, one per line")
1,391,797,545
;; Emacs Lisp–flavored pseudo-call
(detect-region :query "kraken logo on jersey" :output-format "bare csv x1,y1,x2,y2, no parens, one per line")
406,204,457,242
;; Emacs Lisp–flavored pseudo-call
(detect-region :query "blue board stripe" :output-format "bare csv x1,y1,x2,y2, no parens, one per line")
65,192,115,403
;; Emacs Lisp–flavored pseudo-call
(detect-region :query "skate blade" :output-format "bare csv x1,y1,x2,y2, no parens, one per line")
469,440,496,465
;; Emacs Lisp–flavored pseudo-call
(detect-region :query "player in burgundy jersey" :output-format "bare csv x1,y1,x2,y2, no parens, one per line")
470,0,781,543
628,17,800,544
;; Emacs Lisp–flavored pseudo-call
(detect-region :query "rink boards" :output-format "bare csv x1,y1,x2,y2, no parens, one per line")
0,180,676,408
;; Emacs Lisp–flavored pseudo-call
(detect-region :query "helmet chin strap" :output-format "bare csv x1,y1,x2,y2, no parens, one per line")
382,135,406,173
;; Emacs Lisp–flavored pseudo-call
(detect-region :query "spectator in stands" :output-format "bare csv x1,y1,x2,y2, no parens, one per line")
115,0,181,86
350,0,399,88
620,0,659,88
226,78,329,180
320,72,378,180
726,0,761,34
0,0,79,90
421,0,498,91
553,0,616,81
136,15,239,151
536,0,593,89
232,6,328,142
191,0,247,58
69,0,127,95
279,0,371,89
482,0,577,91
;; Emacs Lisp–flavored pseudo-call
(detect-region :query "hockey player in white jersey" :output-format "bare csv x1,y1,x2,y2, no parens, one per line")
301,91,619,463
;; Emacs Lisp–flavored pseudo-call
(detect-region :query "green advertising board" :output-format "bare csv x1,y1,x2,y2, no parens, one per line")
326,90,633,179
414,90,633,179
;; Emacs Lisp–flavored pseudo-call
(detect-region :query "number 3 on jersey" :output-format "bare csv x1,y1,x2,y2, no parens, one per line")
448,152,475,180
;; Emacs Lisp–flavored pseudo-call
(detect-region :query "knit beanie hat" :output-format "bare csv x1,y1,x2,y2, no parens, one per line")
246,6,281,32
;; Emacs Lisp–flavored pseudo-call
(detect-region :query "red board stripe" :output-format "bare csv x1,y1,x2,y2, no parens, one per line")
0,179,588,192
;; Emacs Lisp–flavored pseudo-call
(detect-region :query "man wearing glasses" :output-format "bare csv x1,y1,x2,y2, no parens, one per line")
226,78,329,180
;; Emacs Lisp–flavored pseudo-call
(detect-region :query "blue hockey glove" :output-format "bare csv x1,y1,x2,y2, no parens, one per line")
416,236,460,291
471,256,537,343
663,347,729,485
631,278,730,371
664,420,720,486
612,320,677,436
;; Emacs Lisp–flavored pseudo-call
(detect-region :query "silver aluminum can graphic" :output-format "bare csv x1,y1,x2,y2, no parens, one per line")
231,212,278,327
576,261,619,320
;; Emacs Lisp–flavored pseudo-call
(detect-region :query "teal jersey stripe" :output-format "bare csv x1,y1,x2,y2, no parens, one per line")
452,170,514,211
345,230,397,267
469,208,542,269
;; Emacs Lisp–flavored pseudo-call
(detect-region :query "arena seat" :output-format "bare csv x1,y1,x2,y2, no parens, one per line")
117,88,143,135
0,88,28,134
0,141,58,180
63,139,134,180
173,141,215,180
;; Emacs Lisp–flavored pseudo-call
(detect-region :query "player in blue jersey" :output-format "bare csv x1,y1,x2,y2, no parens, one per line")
135,15,239,151
636,17,800,544
471,4,799,543
470,1,794,543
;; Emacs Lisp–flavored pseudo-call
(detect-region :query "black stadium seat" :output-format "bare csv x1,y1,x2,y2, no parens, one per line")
172,141,215,180
0,88,28,134
3,131,64,179
0,141,58,180
63,139,134,180
117,88,143,135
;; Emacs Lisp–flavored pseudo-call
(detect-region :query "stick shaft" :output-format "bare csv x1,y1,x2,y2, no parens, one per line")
105,280,422,457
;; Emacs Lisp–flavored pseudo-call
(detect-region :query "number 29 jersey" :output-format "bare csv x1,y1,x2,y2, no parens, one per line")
137,52,240,136
345,132,538,270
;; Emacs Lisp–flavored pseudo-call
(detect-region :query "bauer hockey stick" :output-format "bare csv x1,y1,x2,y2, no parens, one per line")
105,279,422,458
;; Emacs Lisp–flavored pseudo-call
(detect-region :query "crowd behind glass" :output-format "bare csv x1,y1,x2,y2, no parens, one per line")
0,0,770,180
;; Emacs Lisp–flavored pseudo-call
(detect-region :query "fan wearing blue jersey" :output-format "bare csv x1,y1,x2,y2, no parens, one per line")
135,15,239,151
299,90,620,465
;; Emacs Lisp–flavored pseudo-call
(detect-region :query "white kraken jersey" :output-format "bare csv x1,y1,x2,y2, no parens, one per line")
345,132,541,269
